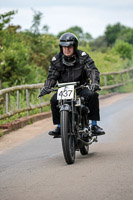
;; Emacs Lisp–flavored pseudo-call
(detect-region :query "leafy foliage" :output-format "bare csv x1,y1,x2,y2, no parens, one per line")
0,10,58,88
104,22,126,46
1,10,133,124
89,36,108,52
0,10,133,90
57,26,92,46
0,10,17,31
30,9,43,35
112,40,133,59
118,27,133,45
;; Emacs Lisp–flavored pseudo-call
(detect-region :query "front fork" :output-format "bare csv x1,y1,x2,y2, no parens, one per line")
59,99,75,134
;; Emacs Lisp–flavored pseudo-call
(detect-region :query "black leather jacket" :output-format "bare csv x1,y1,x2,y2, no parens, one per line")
44,50,100,88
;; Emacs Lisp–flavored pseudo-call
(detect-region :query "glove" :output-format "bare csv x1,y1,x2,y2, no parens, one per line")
38,87,51,98
91,83,100,92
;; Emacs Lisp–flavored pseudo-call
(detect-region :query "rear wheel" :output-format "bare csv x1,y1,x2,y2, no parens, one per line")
60,110,75,164
79,115,89,155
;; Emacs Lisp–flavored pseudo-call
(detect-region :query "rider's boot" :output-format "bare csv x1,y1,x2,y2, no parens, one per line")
91,125,105,136
48,126,60,137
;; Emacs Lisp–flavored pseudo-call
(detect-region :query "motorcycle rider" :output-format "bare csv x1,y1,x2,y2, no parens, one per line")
38,32,105,137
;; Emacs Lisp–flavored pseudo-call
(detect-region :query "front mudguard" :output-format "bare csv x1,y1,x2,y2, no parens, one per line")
60,104,71,112
60,104,76,135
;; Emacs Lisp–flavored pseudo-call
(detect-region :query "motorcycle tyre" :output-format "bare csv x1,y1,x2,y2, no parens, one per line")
60,110,75,165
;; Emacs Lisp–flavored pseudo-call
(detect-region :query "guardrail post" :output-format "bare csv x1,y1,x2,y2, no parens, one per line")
104,76,107,86
0,80,2,89
17,90,19,110
131,70,133,79
113,75,117,84
39,89,43,113
6,93,9,113
121,74,125,84
127,72,130,80
26,89,29,116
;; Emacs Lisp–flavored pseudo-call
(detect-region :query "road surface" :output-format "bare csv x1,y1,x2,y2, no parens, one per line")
0,93,133,200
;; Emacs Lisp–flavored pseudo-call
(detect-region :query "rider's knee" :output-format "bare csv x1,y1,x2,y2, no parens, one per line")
50,93,58,105
86,91,99,99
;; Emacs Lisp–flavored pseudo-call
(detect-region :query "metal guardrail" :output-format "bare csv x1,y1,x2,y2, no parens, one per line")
0,67,133,120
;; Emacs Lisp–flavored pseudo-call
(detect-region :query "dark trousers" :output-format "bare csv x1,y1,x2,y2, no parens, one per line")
50,88,100,125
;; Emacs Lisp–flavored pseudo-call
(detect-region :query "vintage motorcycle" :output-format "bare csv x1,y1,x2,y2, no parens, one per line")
47,82,99,164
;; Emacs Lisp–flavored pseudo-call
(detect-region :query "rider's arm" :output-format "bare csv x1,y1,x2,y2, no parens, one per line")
44,62,60,88
84,55,100,85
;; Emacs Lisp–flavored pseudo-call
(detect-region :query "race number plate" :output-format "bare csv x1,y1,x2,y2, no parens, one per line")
57,85,74,100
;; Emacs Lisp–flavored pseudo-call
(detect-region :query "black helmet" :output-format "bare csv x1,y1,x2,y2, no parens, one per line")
59,32,78,52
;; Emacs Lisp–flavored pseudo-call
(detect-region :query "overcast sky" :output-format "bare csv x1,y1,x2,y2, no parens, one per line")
0,0,133,38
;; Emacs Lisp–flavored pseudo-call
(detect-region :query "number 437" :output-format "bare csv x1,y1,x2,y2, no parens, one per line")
58,90,73,97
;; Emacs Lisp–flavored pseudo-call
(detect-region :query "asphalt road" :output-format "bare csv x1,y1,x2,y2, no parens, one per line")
0,93,133,200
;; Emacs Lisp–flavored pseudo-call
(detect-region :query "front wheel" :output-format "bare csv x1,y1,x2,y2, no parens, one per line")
60,110,75,164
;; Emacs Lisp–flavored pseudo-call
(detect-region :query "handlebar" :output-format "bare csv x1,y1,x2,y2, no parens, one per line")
51,82,101,92
38,82,101,98
75,83,101,92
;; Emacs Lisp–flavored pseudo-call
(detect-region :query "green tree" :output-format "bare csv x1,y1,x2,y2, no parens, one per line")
0,10,18,46
112,40,133,59
0,10,17,31
42,25,49,33
0,31,31,87
105,23,126,46
57,26,92,43
57,26,83,38
118,27,133,45
28,33,59,71
30,9,43,35
89,36,107,52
